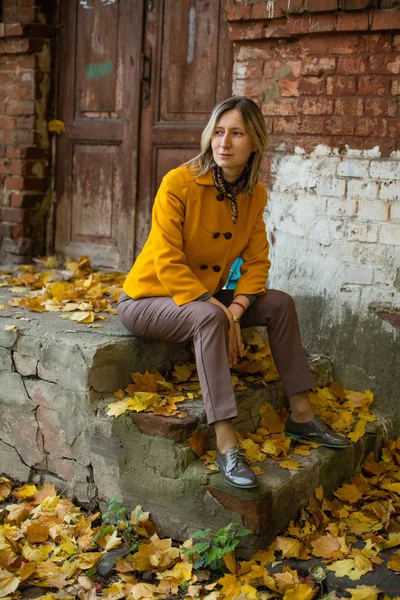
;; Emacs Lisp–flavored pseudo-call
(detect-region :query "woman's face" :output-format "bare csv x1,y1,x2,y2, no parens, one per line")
211,108,255,183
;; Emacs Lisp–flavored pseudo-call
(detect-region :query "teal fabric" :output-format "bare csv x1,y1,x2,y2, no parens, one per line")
225,258,243,290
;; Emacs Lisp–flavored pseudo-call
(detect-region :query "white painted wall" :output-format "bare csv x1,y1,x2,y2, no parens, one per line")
265,146,400,324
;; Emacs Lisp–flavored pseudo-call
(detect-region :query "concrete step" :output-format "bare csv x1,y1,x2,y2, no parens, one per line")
0,280,392,551
95,408,391,554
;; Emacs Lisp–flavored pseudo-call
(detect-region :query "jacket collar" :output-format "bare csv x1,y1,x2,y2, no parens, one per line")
194,170,214,186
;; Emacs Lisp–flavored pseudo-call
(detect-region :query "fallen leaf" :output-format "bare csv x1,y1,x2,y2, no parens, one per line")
0,568,20,597
345,585,381,600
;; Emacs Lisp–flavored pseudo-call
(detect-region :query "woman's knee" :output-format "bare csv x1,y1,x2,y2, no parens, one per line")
260,289,296,314
194,301,229,332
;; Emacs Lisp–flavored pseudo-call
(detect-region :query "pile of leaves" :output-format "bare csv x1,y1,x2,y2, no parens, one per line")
1,439,400,599
0,257,125,325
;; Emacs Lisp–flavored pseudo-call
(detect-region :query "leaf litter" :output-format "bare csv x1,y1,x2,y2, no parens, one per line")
0,258,394,598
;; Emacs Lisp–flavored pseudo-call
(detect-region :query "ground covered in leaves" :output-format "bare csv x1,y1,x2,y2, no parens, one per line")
1,438,400,600
1,258,399,599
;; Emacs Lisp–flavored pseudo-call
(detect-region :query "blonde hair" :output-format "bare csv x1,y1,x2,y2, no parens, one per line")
184,96,267,195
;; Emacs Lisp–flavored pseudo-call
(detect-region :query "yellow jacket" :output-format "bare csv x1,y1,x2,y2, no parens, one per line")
123,166,271,306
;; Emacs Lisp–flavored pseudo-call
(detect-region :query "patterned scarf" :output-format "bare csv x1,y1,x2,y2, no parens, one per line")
212,165,248,225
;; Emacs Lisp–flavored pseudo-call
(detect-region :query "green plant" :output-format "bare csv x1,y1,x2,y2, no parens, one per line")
181,522,252,572
94,496,141,553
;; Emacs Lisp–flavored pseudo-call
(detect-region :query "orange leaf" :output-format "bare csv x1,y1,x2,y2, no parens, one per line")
189,428,209,457
334,483,362,504
26,523,49,543
0,477,12,501
223,551,237,574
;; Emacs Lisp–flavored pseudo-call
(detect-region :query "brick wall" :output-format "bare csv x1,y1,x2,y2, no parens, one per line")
0,0,53,264
228,1,400,425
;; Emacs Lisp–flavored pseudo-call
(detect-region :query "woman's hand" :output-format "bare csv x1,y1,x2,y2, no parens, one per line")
206,296,248,368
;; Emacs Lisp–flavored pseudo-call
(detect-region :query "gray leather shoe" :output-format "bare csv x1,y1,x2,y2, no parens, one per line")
286,415,352,448
215,444,258,489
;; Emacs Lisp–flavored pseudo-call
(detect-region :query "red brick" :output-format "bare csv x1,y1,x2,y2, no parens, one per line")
286,16,309,35
252,2,282,19
9,160,24,175
11,224,30,238
335,98,364,116
327,76,356,95
306,0,338,10
2,7,36,22
394,35,400,50
5,23,24,37
11,193,42,208
0,130,16,144
309,14,335,33
0,224,12,238
358,76,390,96
262,99,299,116
279,80,300,97
0,160,11,175
5,176,25,190
369,55,400,75
339,0,370,8
336,56,368,75
15,115,35,129
355,117,388,137
357,33,392,53
4,38,29,53
2,207,31,223
300,56,336,76
263,20,287,38
392,78,400,95
226,4,252,21
298,116,325,134
326,34,360,54
6,100,35,115
273,118,300,134
285,0,305,13
229,22,263,41
336,12,369,31
0,115,15,129
0,24,5,38
298,76,326,94
242,79,275,98
19,0,38,6
325,116,356,134
388,120,400,139
234,59,265,79
364,98,398,117
371,10,400,31
263,59,282,78
299,97,334,115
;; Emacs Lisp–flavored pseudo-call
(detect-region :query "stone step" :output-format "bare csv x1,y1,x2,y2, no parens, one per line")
95,408,391,554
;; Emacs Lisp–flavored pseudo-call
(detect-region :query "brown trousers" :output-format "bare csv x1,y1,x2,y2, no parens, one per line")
117,289,315,425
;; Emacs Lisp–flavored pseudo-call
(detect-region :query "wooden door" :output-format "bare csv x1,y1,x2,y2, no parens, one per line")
55,0,232,268
55,0,142,270
135,0,232,255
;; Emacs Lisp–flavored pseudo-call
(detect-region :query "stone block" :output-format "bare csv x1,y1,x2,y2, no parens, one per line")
13,352,37,375
0,439,31,481
0,371,36,411
37,337,94,391
0,324,20,349
0,348,12,371
46,457,93,505
26,379,96,465
0,410,43,466
130,413,198,442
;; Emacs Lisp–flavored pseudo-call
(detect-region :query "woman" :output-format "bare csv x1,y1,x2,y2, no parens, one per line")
118,96,350,490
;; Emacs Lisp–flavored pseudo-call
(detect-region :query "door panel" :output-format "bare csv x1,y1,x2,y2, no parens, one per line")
55,0,142,270
135,0,232,255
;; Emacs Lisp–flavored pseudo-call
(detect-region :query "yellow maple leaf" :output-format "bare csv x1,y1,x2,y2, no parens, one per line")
251,466,264,475
259,403,285,433
280,459,301,471
273,568,300,594
275,537,302,559
127,370,165,393
14,484,37,500
327,558,355,578
348,419,367,443
0,568,20,597
388,550,400,571
106,399,132,417
283,582,316,600
241,439,265,463
311,534,341,559
5,504,28,525
345,585,381,600
133,534,180,572
334,483,362,504
26,522,49,543
382,482,400,493
19,561,36,581
129,582,159,599
172,364,192,382
0,477,12,502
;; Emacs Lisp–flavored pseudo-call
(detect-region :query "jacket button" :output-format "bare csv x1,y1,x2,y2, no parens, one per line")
224,232,232,240
213,232,220,239
200,264,208,270
213,265,221,273
216,194,224,201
